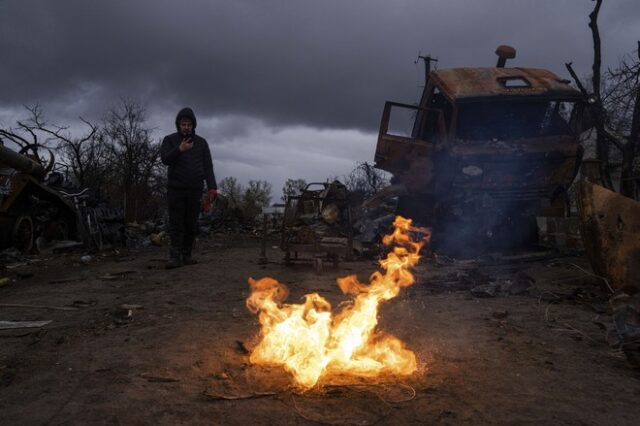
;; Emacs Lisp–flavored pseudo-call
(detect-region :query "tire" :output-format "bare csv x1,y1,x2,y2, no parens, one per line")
12,215,34,253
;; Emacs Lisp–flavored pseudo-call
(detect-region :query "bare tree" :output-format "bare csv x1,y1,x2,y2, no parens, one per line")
102,99,160,221
566,0,639,199
344,161,389,198
0,105,51,151
604,45,640,198
589,0,609,166
0,105,99,180
1,102,170,221
243,180,272,220
218,177,272,222
29,112,104,189
281,178,307,202
219,176,243,209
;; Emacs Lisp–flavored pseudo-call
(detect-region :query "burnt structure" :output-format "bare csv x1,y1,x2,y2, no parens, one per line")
374,46,585,253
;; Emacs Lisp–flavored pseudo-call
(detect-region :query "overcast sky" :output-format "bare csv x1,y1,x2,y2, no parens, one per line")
1,0,639,197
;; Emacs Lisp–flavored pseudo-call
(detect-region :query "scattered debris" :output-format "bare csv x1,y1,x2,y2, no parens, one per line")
606,292,640,368
15,271,33,279
149,231,167,247
0,320,52,330
48,277,85,285
492,310,509,319
504,272,535,295
0,248,23,263
119,304,143,310
234,340,250,355
100,270,137,280
466,270,535,298
471,283,499,298
214,372,230,380
202,387,277,401
537,216,583,252
140,374,180,383
72,300,97,308
48,240,84,254
111,307,133,325
0,303,78,311
99,274,118,281
4,262,28,270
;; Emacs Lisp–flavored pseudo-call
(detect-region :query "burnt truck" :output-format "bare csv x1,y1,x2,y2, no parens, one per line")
374,46,585,253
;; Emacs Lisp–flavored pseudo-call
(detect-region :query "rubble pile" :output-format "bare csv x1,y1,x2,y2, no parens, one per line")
351,184,408,255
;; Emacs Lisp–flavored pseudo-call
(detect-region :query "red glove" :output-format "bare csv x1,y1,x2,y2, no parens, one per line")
208,189,217,200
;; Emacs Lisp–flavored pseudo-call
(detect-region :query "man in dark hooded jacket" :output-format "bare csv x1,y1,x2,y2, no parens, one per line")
160,107,217,269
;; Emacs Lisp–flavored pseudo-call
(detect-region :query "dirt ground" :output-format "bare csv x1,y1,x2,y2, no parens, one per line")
1,234,640,425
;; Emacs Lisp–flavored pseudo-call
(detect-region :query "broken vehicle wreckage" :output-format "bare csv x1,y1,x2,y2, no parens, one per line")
0,144,123,253
374,45,586,254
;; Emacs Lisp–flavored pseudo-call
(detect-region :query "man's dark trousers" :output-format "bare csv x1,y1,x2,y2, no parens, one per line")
168,187,201,260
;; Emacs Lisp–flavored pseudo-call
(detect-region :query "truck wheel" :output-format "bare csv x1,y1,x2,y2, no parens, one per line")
12,215,34,253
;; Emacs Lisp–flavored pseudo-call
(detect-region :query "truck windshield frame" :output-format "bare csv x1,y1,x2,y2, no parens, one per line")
455,99,577,141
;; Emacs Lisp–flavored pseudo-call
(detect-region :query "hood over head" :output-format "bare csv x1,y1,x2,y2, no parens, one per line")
175,107,197,132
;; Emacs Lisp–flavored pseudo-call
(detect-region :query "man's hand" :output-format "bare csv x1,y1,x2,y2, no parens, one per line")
202,189,217,213
202,197,212,213
179,137,193,152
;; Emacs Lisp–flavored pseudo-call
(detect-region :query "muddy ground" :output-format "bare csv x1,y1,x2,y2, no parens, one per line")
1,234,639,425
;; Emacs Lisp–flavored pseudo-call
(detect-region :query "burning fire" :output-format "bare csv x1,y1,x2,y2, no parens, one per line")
246,216,426,389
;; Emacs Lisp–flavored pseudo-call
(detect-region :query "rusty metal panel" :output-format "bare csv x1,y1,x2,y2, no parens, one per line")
448,135,576,156
446,135,578,195
0,174,31,213
577,181,640,294
430,67,582,101
374,101,440,182
0,144,45,177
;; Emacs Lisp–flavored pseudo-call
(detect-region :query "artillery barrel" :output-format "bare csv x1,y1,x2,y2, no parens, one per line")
0,145,45,177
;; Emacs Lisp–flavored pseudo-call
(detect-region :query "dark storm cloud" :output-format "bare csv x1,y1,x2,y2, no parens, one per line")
2,0,638,194
2,0,639,132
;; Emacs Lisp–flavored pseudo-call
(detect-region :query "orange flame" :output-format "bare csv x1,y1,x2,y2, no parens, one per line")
246,216,426,389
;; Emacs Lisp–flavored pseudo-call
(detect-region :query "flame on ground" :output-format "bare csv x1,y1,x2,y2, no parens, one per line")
246,216,426,389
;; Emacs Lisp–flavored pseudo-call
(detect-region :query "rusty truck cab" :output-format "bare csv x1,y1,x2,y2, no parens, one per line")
374,50,584,252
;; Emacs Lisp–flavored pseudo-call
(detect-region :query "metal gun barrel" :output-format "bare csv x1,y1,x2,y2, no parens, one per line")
0,145,45,177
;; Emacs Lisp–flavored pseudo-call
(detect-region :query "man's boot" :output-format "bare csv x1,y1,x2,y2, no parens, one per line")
166,248,183,269
182,248,198,265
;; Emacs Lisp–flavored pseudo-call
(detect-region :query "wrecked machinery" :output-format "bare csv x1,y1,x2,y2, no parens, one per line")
280,181,353,272
0,144,77,252
374,45,585,253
